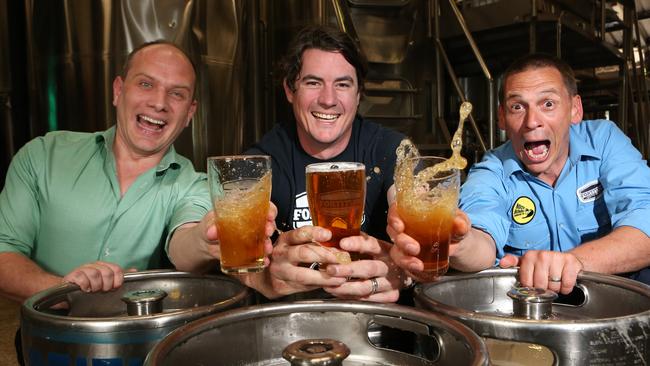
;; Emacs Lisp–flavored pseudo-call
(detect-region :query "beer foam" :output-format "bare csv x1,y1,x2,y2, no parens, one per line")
306,162,364,173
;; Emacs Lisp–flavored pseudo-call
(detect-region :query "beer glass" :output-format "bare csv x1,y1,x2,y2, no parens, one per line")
207,155,271,274
395,156,460,280
306,162,366,253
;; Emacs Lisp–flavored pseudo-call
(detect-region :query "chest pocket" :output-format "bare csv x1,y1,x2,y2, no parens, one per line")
504,221,551,256
576,198,611,242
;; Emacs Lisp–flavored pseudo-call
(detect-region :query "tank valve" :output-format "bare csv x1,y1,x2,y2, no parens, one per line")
282,338,350,366
121,289,167,316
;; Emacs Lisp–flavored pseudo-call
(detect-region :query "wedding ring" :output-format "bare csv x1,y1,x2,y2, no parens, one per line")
549,276,562,282
369,277,379,295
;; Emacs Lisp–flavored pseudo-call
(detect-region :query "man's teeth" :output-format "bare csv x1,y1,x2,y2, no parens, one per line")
139,115,165,125
312,112,338,120
525,144,549,159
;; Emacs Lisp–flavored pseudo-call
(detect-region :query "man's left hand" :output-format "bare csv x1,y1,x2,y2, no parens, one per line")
500,250,584,294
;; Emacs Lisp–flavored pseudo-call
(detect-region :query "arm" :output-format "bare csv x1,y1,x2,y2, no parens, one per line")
0,252,128,303
0,252,63,303
167,212,220,273
506,226,650,294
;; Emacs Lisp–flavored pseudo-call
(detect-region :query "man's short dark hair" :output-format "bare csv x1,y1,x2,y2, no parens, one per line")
281,25,368,93
121,40,197,82
499,53,578,104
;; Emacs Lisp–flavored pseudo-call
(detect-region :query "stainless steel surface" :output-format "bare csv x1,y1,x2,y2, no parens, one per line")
21,270,250,366
144,301,490,365
416,268,650,365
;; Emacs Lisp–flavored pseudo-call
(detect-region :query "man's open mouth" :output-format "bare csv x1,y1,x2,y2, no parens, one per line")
311,111,339,121
523,140,550,160
137,114,166,131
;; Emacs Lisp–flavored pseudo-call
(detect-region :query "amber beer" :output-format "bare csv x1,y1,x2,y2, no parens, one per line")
395,156,459,279
306,162,366,251
208,156,271,274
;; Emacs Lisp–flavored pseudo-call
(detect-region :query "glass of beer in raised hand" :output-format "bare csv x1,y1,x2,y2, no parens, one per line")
306,162,366,257
395,156,460,280
207,155,271,274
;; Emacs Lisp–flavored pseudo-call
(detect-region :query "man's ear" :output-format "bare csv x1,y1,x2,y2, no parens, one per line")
112,76,124,106
184,100,197,128
571,94,583,124
283,79,294,104
497,104,506,130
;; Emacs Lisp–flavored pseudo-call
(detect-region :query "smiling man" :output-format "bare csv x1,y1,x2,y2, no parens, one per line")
244,26,410,302
0,40,257,303
388,53,650,294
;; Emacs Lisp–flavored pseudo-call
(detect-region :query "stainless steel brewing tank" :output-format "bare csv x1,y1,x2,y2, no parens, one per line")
144,300,490,365
21,270,251,366
415,268,650,365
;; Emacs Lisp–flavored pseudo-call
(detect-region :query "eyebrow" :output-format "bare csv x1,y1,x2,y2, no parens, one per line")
505,88,561,101
134,72,193,92
300,74,355,84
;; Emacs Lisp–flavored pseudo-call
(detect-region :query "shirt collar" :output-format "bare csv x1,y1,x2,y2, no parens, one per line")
501,124,600,177
95,126,181,173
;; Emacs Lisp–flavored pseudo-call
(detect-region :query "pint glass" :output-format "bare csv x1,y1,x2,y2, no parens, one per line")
395,156,460,280
208,155,271,274
306,162,366,251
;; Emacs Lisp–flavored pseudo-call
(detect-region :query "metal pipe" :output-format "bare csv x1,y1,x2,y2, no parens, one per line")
435,38,487,153
556,11,564,58
600,0,605,41
632,8,649,157
331,0,359,44
530,0,537,53
446,0,492,81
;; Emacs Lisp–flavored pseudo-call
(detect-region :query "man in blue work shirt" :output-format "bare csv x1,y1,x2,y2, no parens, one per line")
388,53,650,294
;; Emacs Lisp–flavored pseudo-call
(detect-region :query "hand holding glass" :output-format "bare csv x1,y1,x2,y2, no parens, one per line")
208,155,271,274
395,156,460,280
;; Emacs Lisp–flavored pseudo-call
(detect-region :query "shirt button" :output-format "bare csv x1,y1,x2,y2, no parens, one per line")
104,249,111,256
559,223,564,228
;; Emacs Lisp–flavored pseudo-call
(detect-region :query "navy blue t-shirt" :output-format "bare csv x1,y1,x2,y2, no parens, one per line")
246,116,405,241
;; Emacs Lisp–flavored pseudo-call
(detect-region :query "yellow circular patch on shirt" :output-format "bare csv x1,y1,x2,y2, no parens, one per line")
512,196,536,225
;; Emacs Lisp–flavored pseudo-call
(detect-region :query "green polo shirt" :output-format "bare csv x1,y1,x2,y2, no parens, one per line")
0,127,210,275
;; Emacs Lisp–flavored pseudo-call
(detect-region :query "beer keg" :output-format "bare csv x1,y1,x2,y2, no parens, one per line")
21,270,251,366
415,268,650,365
144,300,490,365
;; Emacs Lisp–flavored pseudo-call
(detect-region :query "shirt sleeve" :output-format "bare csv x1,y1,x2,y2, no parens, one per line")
459,154,512,259
597,121,650,236
164,173,211,252
0,139,43,256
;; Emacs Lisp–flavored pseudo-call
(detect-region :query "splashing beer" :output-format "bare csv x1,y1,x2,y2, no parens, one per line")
306,162,366,259
394,102,471,280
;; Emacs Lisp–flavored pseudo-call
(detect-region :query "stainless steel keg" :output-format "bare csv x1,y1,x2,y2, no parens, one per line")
415,268,650,365
21,270,251,366
144,300,491,365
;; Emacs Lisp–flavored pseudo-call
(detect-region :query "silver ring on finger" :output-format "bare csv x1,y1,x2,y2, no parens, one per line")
548,276,562,283
369,277,379,295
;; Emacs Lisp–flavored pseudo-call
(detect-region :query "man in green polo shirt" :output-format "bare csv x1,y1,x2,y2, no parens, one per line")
0,41,274,305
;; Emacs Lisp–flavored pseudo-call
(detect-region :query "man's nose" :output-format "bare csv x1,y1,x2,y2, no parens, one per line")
149,88,168,111
317,85,337,107
524,108,542,129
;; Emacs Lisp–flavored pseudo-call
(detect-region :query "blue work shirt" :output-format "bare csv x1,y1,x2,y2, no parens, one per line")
460,119,650,261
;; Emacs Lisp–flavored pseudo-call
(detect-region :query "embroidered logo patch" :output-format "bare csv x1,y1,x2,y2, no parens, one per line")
512,196,536,225
577,180,603,203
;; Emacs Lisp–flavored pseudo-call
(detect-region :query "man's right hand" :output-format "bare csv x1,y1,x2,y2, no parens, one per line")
387,204,472,281
63,261,131,292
